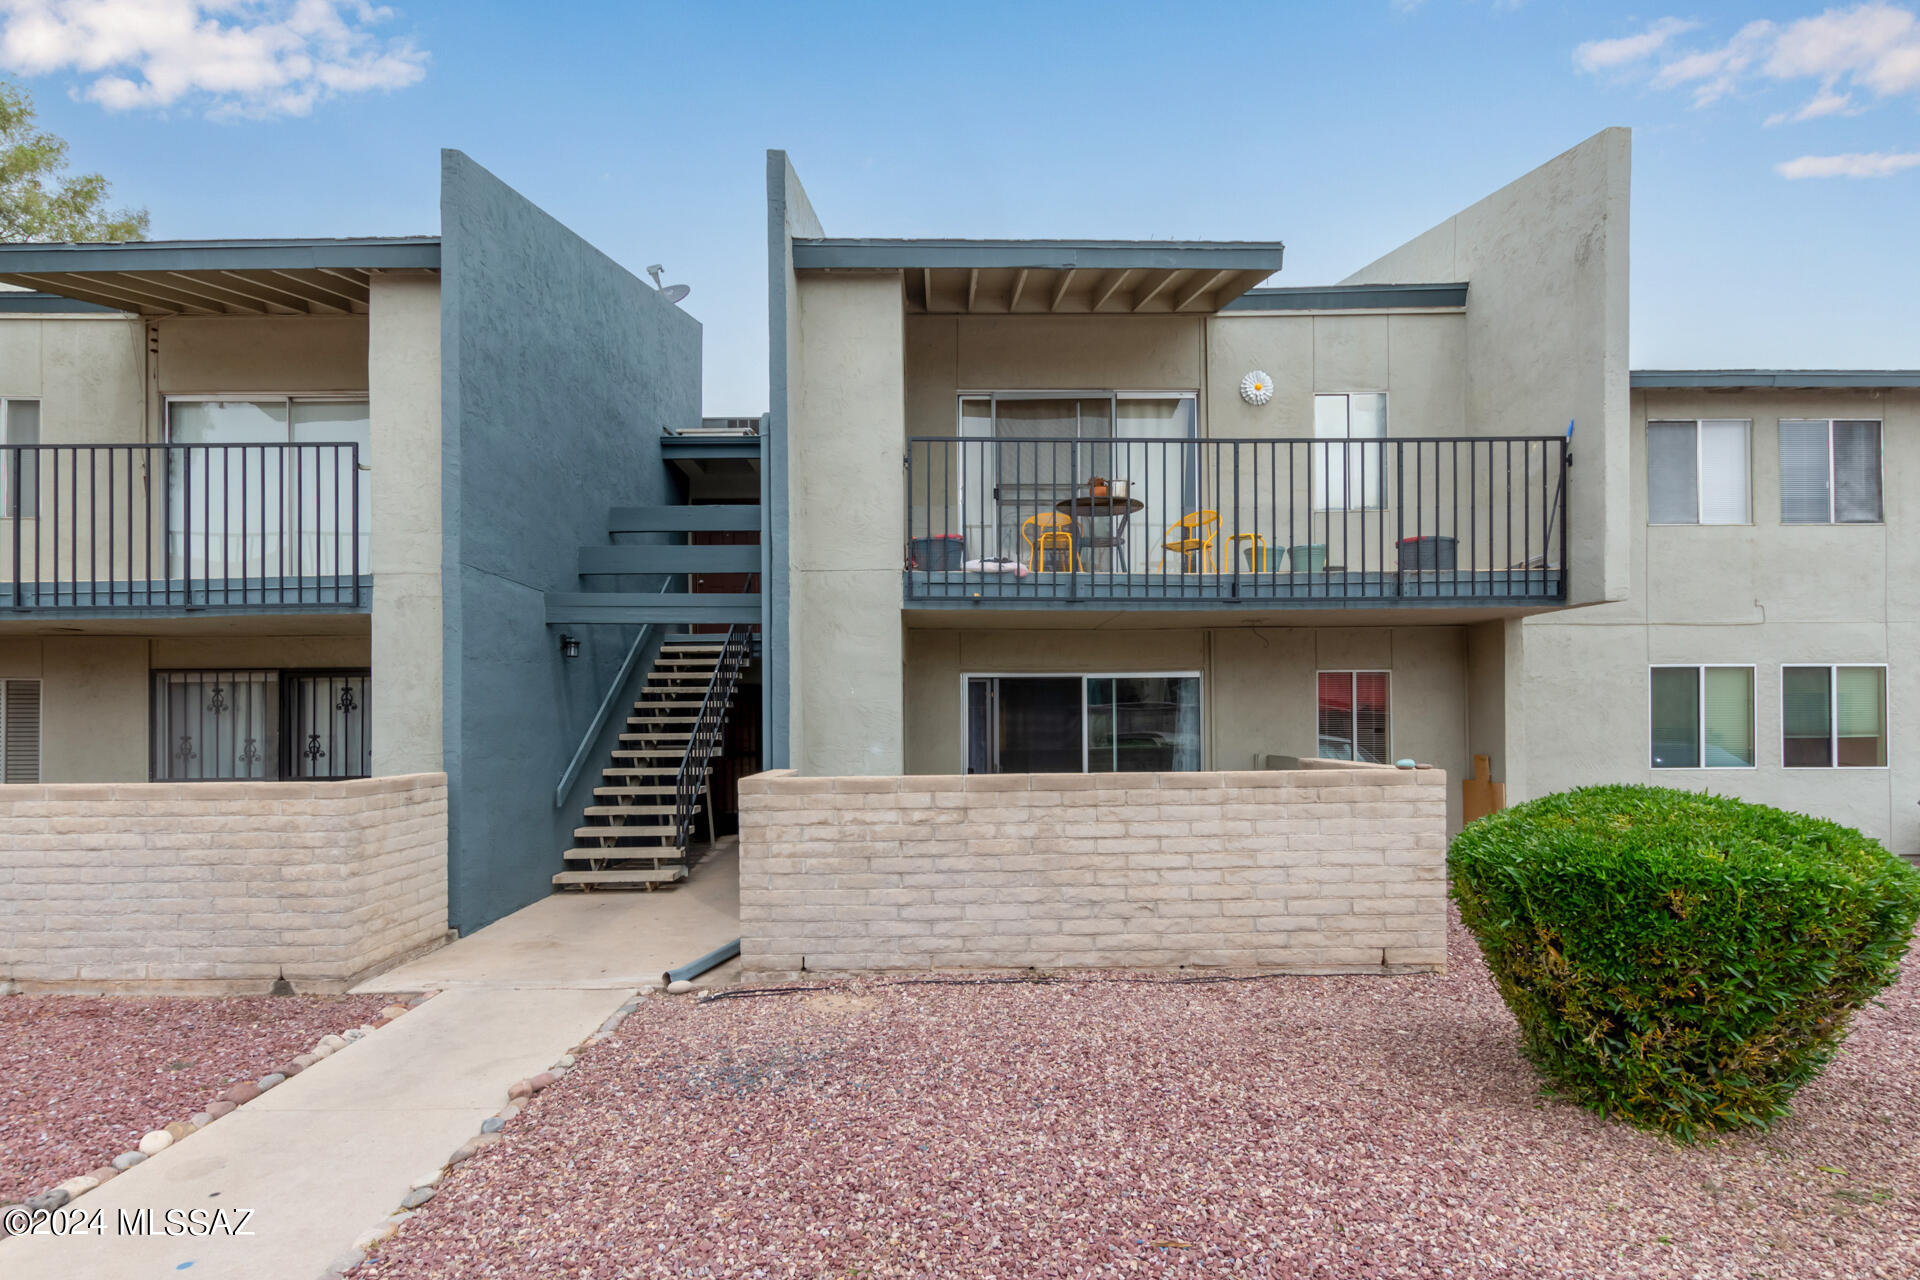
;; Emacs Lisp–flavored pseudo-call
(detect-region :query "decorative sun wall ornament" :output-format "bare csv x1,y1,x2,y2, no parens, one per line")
1240,371,1275,405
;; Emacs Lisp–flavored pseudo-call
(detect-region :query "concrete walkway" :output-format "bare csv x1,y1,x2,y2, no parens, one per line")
3,849,740,1280
362,842,741,992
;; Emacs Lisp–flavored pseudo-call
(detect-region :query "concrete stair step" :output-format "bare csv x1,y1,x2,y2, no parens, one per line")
552,867,687,886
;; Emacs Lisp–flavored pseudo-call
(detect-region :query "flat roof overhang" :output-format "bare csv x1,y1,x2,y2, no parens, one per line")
792,237,1285,315
1632,369,1920,390
0,237,441,316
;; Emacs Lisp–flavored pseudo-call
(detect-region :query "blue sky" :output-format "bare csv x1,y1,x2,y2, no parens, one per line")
4,1,1917,412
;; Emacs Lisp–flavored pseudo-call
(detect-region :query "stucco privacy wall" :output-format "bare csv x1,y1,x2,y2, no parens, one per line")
0,773,446,992
790,272,906,776
440,150,701,932
739,766,1448,975
369,274,443,776
1343,128,1630,611
766,150,825,772
1516,386,1920,857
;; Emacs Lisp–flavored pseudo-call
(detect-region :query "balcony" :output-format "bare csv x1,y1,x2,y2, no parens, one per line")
1,443,369,615
904,435,1567,609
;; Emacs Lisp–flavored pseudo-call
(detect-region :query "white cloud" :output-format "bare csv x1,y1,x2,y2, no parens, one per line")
1776,148,1920,175
1390,0,1428,14
1574,17,1701,73
0,0,428,118
1585,4,1920,119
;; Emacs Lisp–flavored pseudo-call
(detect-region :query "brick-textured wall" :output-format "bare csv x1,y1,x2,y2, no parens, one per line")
0,774,448,992
738,767,1448,976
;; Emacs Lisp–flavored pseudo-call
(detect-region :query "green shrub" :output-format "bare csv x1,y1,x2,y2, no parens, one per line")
1450,784,1920,1141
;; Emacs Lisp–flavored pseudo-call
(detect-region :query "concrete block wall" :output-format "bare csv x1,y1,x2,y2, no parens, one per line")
0,773,448,992
738,766,1448,976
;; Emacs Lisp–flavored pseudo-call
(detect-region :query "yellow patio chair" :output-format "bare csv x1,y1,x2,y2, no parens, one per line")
1021,511,1084,572
1159,510,1220,572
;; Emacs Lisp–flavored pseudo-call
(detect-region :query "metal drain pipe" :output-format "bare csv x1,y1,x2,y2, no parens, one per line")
664,938,741,987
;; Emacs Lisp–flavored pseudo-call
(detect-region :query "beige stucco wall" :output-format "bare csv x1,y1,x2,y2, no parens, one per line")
739,765,1448,975
0,772,446,992
367,274,442,775
905,314,1205,437
903,623,1473,831
0,631,371,783
1344,128,1630,608
0,313,146,440
789,272,906,775
1204,311,1466,439
154,315,369,394
1512,386,1920,857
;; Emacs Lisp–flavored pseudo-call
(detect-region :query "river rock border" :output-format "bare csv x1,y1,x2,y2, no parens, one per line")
322,985,667,1278
14,993,437,1215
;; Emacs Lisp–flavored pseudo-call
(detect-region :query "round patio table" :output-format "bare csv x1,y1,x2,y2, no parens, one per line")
1055,495,1146,572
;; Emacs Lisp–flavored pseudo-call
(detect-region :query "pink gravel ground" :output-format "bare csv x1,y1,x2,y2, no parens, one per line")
358,910,1919,1280
1,993,391,1202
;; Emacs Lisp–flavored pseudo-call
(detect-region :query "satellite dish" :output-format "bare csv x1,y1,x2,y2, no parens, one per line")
646,264,691,304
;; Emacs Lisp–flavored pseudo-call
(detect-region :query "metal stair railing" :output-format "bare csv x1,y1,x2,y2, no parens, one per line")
671,620,751,853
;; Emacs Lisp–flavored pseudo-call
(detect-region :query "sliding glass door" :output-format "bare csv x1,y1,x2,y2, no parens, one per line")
965,674,1202,773
958,392,1195,571
166,398,371,583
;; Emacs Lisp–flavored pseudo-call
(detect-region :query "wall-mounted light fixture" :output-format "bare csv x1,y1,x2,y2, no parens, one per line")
559,634,581,660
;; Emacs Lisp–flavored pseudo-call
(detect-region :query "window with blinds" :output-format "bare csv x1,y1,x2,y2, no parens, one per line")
0,679,41,783
1780,420,1882,524
1317,671,1390,765
150,669,372,781
1647,420,1749,525
1650,666,1753,768
1783,665,1887,768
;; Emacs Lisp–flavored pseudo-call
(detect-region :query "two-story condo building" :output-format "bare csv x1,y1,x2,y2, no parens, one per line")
3,127,1912,989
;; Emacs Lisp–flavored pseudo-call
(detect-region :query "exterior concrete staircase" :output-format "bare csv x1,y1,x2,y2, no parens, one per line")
552,627,749,890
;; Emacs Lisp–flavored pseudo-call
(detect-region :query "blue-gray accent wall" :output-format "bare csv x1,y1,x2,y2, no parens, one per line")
440,150,701,933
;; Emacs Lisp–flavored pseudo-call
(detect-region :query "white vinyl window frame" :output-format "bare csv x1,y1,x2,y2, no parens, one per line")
1314,668,1392,765
1646,419,1751,526
1647,664,1757,770
960,670,1206,773
1779,662,1890,771
1312,392,1389,513
1778,418,1884,525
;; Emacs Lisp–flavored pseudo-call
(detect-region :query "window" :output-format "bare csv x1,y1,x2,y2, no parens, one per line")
1649,666,1754,768
2,398,39,517
1313,393,1386,511
964,674,1202,773
0,678,40,783
151,669,371,781
1783,665,1886,768
1780,420,1882,524
1647,420,1749,524
1317,671,1390,764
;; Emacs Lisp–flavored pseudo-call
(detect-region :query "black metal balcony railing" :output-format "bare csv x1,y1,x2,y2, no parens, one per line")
904,435,1567,605
2,443,369,612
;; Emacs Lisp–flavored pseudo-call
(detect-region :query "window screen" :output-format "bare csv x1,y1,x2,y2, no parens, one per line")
1647,422,1699,523
1702,667,1754,767
1835,666,1887,767
1833,422,1882,523
1697,421,1749,524
1782,666,1833,767
1649,667,1700,768
1779,420,1832,524
1,678,40,783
